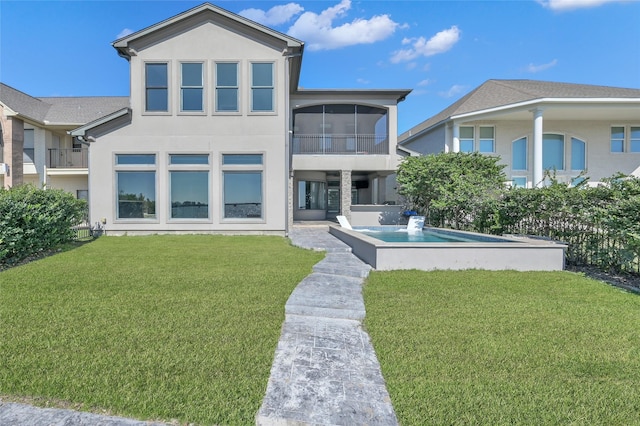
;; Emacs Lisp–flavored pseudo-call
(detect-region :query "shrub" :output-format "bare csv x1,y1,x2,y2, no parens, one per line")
0,185,86,265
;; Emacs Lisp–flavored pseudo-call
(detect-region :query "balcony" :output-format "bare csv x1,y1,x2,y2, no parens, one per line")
292,134,388,155
48,148,88,168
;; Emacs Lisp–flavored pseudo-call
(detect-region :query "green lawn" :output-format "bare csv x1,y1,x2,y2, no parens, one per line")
364,270,640,425
0,235,323,425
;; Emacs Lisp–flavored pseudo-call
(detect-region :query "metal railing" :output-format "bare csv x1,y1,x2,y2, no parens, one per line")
48,148,88,168
292,134,389,155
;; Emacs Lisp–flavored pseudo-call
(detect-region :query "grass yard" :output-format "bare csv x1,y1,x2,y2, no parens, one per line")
364,270,640,425
0,235,323,425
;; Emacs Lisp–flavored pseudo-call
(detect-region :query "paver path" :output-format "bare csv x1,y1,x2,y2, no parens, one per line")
256,226,398,425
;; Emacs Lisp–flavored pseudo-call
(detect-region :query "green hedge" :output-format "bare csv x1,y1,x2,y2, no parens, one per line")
0,185,86,265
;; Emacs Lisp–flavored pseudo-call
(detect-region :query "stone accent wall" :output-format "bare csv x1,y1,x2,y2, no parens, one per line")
287,174,294,231
340,169,352,222
1,107,24,188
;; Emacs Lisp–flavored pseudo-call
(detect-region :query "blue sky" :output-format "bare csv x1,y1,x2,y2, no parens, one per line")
1,0,639,133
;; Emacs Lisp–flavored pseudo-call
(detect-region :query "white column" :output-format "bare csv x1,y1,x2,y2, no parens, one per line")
532,108,544,188
452,123,460,153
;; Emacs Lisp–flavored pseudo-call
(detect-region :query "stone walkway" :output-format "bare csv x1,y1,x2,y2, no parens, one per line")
256,226,397,425
0,225,397,426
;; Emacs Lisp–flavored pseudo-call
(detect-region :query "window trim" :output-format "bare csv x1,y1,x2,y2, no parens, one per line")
168,153,211,222
214,61,240,114
114,153,159,223
220,152,266,222
249,62,276,114
179,61,206,115
143,61,171,115
458,125,495,153
610,125,625,153
630,126,640,153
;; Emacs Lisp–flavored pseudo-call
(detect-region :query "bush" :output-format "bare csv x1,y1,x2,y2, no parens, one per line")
0,185,86,265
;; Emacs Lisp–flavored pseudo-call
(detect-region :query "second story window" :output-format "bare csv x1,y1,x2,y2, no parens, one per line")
181,62,204,112
251,62,274,112
216,62,238,112
611,126,624,152
145,63,168,112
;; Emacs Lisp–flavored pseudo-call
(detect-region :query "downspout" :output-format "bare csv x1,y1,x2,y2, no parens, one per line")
283,50,302,237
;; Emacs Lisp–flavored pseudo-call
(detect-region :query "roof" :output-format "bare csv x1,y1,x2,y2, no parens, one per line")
1,83,129,127
399,79,640,141
293,88,413,103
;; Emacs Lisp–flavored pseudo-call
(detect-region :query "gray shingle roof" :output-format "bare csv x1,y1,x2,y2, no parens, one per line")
400,79,640,141
1,82,129,126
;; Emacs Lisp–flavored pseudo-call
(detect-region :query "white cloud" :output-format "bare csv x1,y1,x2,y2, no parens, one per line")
439,84,467,98
239,3,304,26
537,0,633,11
287,0,399,50
116,28,134,39
417,79,433,87
525,59,558,73
356,78,370,84
390,26,461,63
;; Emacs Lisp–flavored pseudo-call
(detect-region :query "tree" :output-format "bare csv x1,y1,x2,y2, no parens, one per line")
397,152,506,229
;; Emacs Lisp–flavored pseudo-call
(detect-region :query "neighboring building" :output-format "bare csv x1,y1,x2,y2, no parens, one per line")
399,79,640,188
0,83,128,197
66,2,410,234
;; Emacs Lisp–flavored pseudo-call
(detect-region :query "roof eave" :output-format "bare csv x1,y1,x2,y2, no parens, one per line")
68,108,131,136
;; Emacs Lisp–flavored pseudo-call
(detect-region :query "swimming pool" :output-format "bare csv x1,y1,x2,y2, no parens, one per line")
329,225,566,271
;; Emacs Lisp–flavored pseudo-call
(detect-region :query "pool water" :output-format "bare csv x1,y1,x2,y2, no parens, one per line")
357,227,510,243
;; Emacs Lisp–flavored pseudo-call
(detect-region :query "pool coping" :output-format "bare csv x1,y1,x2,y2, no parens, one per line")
329,225,567,271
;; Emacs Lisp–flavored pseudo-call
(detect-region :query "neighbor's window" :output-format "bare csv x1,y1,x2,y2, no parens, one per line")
180,62,203,112
459,126,474,152
611,127,624,153
512,177,527,188
145,63,168,112
169,154,209,219
631,127,640,153
571,137,586,171
543,134,564,170
251,62,274,112
23,129,35,163
216,62,238,112
115,154,156,220
298,181,326,210
222,154,263,219
512,137,527,170
478,126,495,153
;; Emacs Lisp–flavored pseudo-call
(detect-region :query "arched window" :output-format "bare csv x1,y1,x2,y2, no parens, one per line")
512,137,527,170
543,134,564,171
571,137,586,171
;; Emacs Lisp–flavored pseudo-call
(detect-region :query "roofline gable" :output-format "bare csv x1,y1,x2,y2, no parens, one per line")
113,2,304,59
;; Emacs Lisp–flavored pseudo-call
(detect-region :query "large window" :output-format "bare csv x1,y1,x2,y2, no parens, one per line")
251,62,274,112
298,181,326,210
478,126,495,153
145,63,168,112
459,126,474,152
571,137,586,171
116,154,156,220
631,127,640,153
180,62,203,112
512,137,527,170
23,129,35,163
169,154,209,219
611,127,625,152
543,134,565,170
222,154,263,219
216,62,238,112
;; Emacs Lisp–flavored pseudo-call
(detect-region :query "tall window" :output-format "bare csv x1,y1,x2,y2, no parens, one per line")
222,154,263,219
459,127,474,152
571,137,586,171
216,62,238,112
478,126,495,153
512,137,527,170
631,127,640,153
298,181,326,210
145,63,168,112
169,154,209,219
23,129,35,163
180,62,203,112
251,63,274,112
115,154,156,220
611,127,625,152
543,134,564,170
